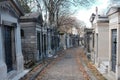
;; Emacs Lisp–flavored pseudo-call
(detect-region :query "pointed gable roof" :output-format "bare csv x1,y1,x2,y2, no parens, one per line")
107,6,120,16
0,0,24,17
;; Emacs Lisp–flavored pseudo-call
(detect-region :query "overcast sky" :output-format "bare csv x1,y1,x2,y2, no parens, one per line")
31,0,110,27
73,0,110,27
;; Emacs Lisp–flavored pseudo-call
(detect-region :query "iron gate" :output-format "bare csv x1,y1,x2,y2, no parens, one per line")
111,29,117,72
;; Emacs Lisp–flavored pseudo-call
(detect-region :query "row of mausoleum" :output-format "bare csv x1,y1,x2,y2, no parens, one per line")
86,5,120,80
0,0,80,79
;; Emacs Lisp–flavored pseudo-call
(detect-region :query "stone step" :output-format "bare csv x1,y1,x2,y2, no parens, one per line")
98,61,109,74
97,67,106,74
100,63,107,69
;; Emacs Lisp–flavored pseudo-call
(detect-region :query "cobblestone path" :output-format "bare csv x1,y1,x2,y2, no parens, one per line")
38,47,85,80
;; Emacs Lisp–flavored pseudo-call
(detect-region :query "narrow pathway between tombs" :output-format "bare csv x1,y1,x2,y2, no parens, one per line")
36,47,89,80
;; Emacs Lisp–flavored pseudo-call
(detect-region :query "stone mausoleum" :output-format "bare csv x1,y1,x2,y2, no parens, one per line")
0,0,24,79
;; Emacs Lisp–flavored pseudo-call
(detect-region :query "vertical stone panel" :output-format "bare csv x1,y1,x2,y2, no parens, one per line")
0,25,7,80
21,25,38,62
16,24,24,73
116,24,120,80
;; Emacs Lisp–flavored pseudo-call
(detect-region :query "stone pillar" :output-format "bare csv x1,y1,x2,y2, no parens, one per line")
108,28,111,73
46,32,48,56
116,26,120,80
42,30,45,58
0,26,7,80
67,35,70,48
71,37,72,47
16,24,24,73
116,65,120,80
64,34,66,49
95,33,98,65
47,30,52,57
48,33,51,49
60,34,66,50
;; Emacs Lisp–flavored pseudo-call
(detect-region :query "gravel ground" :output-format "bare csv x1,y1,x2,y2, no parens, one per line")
39,48,85,80
21,47,105,80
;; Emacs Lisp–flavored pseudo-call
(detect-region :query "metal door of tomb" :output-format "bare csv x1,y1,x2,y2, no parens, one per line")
4,26,14,72
111,29,117,72
37,32,42,59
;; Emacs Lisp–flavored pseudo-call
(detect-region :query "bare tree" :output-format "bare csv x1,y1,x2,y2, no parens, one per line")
57,15,85,34
41,0,96,27
18,0,31,13
19,0,96,28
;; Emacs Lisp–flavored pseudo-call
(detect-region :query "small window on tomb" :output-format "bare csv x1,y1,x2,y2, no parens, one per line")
21,29,24,38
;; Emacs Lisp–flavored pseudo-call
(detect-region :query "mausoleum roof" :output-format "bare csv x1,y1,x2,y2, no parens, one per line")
0,0,24,16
